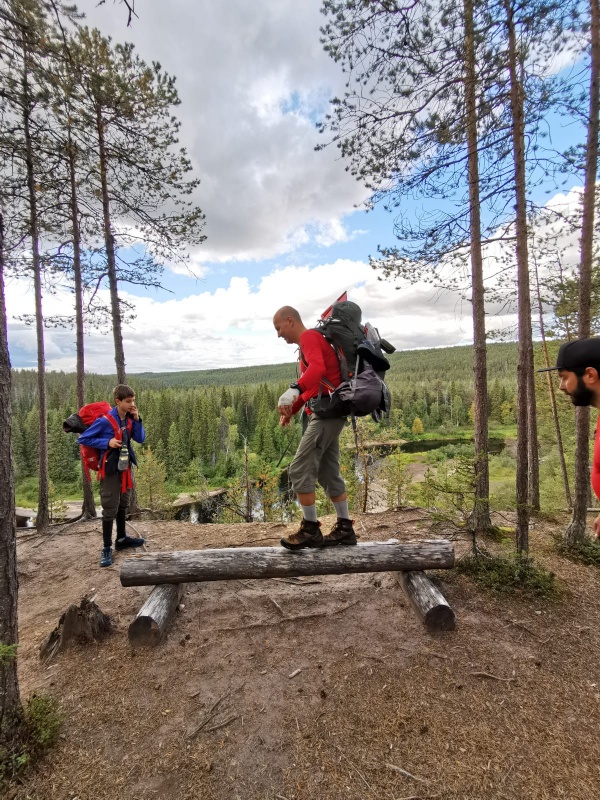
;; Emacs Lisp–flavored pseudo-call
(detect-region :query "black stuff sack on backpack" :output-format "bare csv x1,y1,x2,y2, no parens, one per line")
310,296,395,420
308,365,385,419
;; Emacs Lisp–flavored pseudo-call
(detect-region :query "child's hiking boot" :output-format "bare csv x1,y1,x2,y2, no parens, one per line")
281,519,323,551
322,518,357,547
115,535,145,551
100,547,113,567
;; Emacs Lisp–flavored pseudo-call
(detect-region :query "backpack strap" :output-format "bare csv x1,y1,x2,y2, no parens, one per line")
103,413,133,439
97,414,128,482
104,413,122,439
299,340,340,396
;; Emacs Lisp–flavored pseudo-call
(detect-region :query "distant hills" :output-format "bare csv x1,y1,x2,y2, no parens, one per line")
128,341,523,390
13,340,557,398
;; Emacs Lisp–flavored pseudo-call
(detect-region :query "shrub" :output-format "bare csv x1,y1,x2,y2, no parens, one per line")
556,537,600,567
456,553,558,598
0,692,62,785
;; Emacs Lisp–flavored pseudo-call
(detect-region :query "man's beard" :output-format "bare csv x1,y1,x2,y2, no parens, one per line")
570,376,595,407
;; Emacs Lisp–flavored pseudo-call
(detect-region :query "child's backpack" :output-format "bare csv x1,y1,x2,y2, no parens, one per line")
308,298,395,421
63,402,132,481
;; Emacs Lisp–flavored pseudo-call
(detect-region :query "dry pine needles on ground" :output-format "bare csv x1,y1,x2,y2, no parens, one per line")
10,509,600,799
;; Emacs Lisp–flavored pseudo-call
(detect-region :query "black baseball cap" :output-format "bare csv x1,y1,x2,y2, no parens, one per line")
537,338,600,372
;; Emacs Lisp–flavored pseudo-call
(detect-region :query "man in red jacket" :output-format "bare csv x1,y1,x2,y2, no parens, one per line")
273,305,357,550
541,338,600,538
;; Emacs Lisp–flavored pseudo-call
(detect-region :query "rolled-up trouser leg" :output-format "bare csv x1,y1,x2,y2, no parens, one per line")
288,415,346,497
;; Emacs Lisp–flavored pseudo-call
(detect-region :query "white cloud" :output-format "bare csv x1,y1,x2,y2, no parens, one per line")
79,0,369,265
7,259,482,373
9,175,586,374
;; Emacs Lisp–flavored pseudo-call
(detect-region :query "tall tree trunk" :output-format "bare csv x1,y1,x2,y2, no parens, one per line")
566,0,600,544
534,264,572,508
22,57,49,532
67,133,96,519
0,211,22,744
96,105,126,384
244,438,252,522
527,367,540,510
505,0,534,554
464,0,492,535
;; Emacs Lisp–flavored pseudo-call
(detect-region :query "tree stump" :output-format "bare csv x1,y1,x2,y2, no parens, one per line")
39,596,113,663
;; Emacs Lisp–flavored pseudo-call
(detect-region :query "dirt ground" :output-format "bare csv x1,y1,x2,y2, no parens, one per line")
9,509,600,800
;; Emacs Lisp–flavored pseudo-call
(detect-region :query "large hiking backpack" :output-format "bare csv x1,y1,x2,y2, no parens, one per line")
308,299,395,421
63,402,132,481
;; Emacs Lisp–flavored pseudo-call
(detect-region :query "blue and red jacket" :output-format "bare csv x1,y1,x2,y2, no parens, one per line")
78,407,145,475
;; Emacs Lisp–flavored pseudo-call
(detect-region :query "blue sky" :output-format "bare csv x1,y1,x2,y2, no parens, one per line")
5,0,588,374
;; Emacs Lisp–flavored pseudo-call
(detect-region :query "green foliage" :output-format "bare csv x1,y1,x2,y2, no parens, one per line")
409,455,477,529
0,643,17,666
9,341,544,515
411,416,424,435
0,694,62,785
135,447,173,513
24,695,62,750
339,430,361,513
425,442,474,464
380,452,413,509
14,477,40,508
48,481,67,523
456,554,558,598
556,537,600,567
488,451,517,510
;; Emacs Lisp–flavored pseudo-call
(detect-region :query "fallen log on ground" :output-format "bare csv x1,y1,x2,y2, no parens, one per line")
128,583,186,648
396,570,455,632
120,540,454,587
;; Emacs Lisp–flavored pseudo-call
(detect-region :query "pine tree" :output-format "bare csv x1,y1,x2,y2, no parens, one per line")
167,421,185,481
68,27,205,382
412,417,425,436
135,447,170,512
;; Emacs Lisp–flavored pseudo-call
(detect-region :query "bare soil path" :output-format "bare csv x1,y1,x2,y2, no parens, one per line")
9,509,600,799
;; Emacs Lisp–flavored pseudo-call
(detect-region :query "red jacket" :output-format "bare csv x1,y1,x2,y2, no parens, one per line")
291,329,341,415
592,420,600,502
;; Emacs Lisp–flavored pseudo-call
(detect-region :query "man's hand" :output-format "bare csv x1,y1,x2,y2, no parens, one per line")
593,514,600,539
278,387,299,409
277,387,299,423
108,437,121,449
130,403,140,421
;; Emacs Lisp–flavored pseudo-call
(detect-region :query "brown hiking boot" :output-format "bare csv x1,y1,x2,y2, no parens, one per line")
322,518,357,547
281,519,324,550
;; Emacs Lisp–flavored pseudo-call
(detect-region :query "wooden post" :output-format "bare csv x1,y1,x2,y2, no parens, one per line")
396,570,455,632
120,541,455,587
128,584,185,648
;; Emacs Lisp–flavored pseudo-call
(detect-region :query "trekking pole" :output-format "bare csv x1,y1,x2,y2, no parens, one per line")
276,435,293,468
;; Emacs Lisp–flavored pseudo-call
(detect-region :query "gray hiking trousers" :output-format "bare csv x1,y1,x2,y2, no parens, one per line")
100,471,131,521
288,414,347,497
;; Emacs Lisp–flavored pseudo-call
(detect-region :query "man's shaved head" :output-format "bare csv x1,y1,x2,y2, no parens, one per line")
273,306,305,345
273,306,301,323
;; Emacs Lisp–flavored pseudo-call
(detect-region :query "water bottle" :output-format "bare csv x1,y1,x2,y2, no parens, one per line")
118,443,129,471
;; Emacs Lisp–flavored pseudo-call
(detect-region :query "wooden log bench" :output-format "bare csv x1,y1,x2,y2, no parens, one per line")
121,540,455,645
